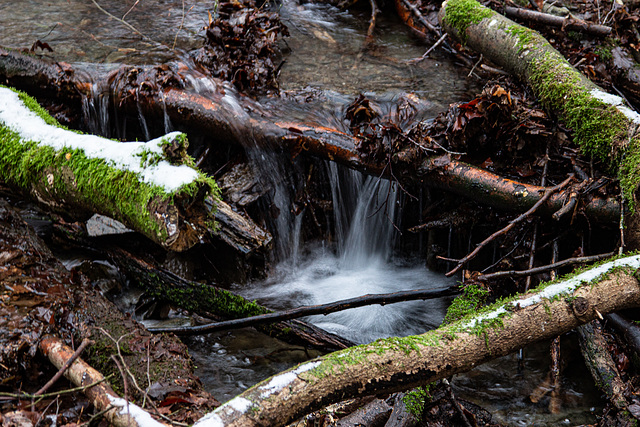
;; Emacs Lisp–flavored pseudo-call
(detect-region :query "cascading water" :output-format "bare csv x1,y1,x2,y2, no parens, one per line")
238,161,455,344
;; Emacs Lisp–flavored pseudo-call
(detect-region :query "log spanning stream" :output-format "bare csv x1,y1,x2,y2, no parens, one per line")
0,0,604,424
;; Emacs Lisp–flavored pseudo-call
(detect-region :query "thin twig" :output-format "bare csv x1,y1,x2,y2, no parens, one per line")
446,176,573,277
408,33,448,63
0,378,109,401
477,252,614,281
34,338,93,396
148,287,460,336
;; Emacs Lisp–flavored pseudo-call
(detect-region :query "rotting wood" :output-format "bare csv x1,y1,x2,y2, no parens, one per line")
148,286,460,336
578,321,629,410
606,312,640,361
195,255,640,426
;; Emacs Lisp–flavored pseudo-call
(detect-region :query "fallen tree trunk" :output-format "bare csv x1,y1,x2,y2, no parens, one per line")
0,47,620,224
109,248,355,351
148,286,459,336
438,0,640,243
196,254,640,426
0,85,219,251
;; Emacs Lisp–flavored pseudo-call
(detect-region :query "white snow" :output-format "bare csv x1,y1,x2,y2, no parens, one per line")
193,397,255,427
107,395,165,427
590,88,640,125
463,254,640,329
0,87,200,192
259,361,321,398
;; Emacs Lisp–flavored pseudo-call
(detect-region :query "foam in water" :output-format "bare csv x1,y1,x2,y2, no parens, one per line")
241,162,454,344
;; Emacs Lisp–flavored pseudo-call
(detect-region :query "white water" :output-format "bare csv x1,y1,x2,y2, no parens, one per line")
239,162,454,344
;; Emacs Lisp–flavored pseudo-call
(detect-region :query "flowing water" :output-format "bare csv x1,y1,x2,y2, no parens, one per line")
1,0,603,424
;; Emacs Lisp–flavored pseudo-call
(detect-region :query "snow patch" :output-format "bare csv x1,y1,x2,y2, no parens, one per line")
192,412,225,427
194,397,255,427
0,87,200,192
107,395,165,427
590,89,640,124
463,254,640,329
259,361,322,398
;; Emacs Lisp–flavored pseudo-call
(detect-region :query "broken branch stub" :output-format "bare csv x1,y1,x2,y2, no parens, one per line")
0,86,219,251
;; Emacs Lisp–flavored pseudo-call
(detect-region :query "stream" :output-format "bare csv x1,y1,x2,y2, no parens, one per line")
1,0,603,425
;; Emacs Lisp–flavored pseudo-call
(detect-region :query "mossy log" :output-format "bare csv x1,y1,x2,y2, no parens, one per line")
195,255,640,426
438,0,640,244
0,47,621,225
577,321,629,410
109,248,354,352
0,86,219,252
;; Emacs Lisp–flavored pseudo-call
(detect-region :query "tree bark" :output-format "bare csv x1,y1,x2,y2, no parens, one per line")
438,0,640,243
0,86,218,252
109,248,355,352
195,255,640,426
0,47,620,225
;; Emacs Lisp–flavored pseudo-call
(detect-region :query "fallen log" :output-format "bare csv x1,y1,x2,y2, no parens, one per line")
437,0,640,243
195,254,640,426
0,85,219,251
148,286,460,336
503,6,612,36
577,321,628,410
109,248,355,351
0,48,621,225
39,335,168,427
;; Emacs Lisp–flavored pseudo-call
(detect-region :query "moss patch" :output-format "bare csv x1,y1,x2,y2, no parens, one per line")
0,86,220,243
441,0,495,43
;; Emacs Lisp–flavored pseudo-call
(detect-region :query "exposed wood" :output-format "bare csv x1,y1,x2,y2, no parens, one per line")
148,286,460,336
195,256,640,426
210,198,272,254
504,6,612,36
39,335,168,427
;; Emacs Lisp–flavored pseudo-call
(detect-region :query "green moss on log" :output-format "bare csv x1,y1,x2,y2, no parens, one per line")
440,0,495,43
0,86,220,244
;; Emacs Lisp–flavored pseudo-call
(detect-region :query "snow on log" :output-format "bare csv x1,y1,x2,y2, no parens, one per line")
196,254,640,426
438,0,640,213
0,86,219,251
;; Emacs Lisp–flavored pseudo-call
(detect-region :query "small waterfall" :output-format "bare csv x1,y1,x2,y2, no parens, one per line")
241,161,452,344
327,162,399,267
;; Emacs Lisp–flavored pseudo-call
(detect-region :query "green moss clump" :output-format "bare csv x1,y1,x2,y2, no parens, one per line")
443,284,488,324
442,0,495,43
403,385,433,418
0,86,221,242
